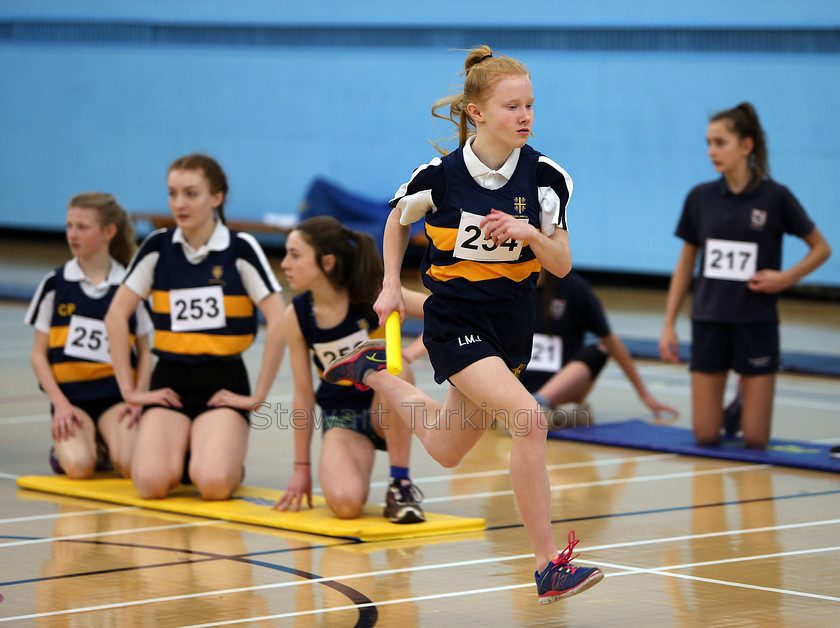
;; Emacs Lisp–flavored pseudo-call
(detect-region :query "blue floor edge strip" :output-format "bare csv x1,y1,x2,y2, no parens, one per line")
549,418,840,474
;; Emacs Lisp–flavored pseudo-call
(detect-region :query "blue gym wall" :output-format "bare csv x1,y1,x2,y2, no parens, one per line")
2,1,839,286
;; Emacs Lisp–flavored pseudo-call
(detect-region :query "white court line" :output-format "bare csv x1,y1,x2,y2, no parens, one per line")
3,517,837,624
360,452,677,489
420,463,769,504
0,519,220,548
0,414,49,426
0,506,137,525
602,543,840,575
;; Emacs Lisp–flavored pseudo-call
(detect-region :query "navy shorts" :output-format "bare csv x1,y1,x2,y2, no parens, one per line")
322,408,387,451
690,320,779,375
148,358,251,423
53,398,123,425
423,294,535,385
571,344,609,378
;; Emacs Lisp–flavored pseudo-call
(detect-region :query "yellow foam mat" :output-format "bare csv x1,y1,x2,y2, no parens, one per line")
15,475,485,542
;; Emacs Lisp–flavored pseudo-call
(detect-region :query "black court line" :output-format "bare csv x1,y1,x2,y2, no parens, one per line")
0,539,358,587
485,488,840,531
0,539,377,627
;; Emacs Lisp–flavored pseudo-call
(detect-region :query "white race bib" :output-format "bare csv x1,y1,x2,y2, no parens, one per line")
453,211,525,262
169,285,226,332
703,238,758,282
313,329,370,369
64,315,110,363
529,333,562,372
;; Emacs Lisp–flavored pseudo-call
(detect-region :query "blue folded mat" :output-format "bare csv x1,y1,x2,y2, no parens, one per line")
549,419,840,473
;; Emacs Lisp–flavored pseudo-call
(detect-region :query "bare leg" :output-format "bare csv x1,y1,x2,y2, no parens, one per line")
691,371,728,446
53,409,98,479
364,369,485,468
131,408,191,499
189,408,249,500
536,361,597,406
97,403,138,478
450,359,557,571
319,428,375,518
371,363,416,469
368,357,558,570
740,373,775,449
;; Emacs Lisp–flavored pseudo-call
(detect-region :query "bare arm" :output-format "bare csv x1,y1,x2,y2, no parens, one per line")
273,304,315,512
105,285,181,408
659,243,698,363
249,292,287,403
120,332,154,427
601,333,679,419
480,209,571,279
748,227,832,293
373,208,412,327
207,292,286,410
30,330,81,440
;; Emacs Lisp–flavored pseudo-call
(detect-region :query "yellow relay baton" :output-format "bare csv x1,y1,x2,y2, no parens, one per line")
385,311,402,375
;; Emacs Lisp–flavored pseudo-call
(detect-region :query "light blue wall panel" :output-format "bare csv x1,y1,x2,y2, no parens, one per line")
1,3,838,285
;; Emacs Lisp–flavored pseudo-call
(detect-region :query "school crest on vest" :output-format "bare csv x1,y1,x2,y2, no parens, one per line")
750,208,767,231
211,265,225,285
549,298,566,320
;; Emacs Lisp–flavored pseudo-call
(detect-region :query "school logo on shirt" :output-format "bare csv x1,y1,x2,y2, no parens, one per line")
750,208,767,231
549,298,566,320
57,302,76,317
210,265,225,285
514,197,527,215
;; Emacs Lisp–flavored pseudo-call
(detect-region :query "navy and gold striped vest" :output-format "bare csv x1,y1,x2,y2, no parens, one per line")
293,292,383,413
422,144,543,300
47,267,137,401
146,229,257,363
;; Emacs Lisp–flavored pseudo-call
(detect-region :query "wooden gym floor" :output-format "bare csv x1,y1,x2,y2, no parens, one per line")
1,237,839,626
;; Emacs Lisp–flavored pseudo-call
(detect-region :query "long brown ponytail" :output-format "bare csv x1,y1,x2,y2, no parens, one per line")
68,192,136,267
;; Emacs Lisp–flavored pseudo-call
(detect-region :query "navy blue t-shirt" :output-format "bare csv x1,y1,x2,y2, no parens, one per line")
676,177,814,323
519,271,610,392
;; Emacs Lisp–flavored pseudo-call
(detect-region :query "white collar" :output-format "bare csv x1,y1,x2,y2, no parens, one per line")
172,220,230,261
64,257,125,285
463,136,521,183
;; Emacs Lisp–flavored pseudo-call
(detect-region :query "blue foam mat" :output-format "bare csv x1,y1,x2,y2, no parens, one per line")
549,419,840,473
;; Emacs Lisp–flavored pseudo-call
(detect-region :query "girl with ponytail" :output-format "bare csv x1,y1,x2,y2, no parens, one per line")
660,102,831,449
320,45,605,603
274,216,427,523
26,192,153,479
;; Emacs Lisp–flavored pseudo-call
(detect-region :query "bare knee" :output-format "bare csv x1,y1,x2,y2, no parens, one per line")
693,418,721,447
434,450,467,469
742,436,767,450
694,433,720,447
111,459,131,479
193,467,239,501
63,457,96,480
323,482,367,518
132,468,174,499
327,495,365,519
